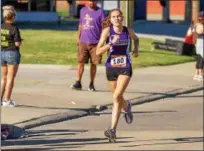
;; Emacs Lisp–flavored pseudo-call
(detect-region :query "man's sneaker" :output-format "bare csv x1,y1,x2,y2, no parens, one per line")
88,82,96,91
124,101,133,124
197,75,203,81
70,81,82,90
2,100,16,107
104,128,116,143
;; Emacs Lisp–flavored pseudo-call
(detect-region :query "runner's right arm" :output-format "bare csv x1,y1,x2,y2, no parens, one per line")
96,27,110,56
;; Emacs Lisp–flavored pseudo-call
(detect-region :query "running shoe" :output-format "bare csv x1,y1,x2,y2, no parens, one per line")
124,101,133,124
104,128,116,143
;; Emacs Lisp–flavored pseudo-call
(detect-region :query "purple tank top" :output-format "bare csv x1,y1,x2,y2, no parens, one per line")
105,25,131,68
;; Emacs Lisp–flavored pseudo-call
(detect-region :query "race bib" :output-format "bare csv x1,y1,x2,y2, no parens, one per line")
110,55,126,67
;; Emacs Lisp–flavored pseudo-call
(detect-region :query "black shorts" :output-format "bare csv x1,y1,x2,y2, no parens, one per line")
196,54,204,69
106,67,132,81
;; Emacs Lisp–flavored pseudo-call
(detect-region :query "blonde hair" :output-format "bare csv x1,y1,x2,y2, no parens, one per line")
3,5,16,21
102,9,123,29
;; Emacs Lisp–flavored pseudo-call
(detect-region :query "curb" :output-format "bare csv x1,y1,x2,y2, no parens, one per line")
16,84,203,130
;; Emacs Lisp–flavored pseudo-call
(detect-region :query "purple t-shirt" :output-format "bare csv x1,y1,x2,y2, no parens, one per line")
79,6,106,44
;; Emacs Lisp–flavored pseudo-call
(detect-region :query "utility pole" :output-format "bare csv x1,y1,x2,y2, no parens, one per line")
68,0,76,18
185,0,192,22
120,1,127,26
192,0,200,22
162,0,170,22
120,0,134,27
120,0,134,52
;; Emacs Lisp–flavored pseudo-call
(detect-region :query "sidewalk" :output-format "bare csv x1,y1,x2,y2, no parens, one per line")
1,62,203,129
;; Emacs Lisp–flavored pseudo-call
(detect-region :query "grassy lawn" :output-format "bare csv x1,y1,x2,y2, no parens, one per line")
57,10,69,17
20,30,196,68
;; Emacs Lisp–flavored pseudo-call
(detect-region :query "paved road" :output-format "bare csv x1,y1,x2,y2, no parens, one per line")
2,91,203,150
1,62,202,126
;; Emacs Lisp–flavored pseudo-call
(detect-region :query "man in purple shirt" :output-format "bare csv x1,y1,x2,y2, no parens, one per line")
71,0,106,91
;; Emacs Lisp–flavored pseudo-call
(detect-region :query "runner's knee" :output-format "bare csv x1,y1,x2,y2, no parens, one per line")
113,93,122,103
1,75,7,82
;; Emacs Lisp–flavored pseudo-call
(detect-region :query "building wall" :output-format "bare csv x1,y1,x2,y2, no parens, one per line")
170,0,185,20
55,1,89,11
147,0,185,20
56,1,69,11
170,1,185,15
146,0,163,20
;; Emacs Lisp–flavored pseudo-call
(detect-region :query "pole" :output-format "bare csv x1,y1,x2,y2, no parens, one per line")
128,0,134,28
192,0,200,22
126,0,128,26
185,0,192,22
121,0,134,27
163,0,170,22
120,0,134,52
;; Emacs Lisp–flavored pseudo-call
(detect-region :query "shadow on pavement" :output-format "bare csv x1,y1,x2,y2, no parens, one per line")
26,129,88,138
1,147,52,151
2,128,133,149
96,89,174,95
92,110,177,116
1,146,80,151
16,105,87,111
121,136,204,148
175,95,204,98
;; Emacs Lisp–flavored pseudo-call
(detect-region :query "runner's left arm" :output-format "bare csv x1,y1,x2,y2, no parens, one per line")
128,28,139,57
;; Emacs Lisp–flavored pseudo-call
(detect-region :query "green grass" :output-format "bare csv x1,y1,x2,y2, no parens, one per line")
57,10,69,17
20,30,196,68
